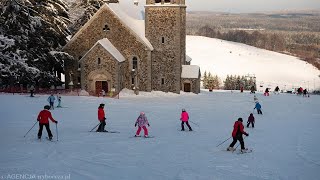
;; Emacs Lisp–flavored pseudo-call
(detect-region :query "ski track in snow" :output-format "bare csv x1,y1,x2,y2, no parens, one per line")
0,92,319,180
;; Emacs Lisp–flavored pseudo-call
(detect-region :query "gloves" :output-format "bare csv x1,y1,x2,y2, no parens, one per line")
104,117,106,120
37,119,39,121
245,133,249,137
148,124,150,127
55,121,58,124
135,123,137,127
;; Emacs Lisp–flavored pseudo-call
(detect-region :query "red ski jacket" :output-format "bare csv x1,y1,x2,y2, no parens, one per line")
232,121,248,137
37,110,56,124
98,108,105,121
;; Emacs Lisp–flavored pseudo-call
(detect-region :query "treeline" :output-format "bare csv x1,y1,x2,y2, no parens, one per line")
224,75,256,90
202,71,257,90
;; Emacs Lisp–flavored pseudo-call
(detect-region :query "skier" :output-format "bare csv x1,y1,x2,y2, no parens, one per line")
97,103,107,132
253,95,258,103
37,105,58,140
274,86,280,95
264,88,270,96
134,112,150,137
247,113,255,128
303,89,308,97
250,85,255,94
101,89,106,97
56,93,62,108
254,101,263,114
180,108,192,131
227,118,249,152
240,86,244,93
30,85,35,97
47,94,55,110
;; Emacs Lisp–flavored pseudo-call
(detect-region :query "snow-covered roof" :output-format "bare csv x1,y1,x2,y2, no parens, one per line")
80,38,125,62
64,3,153,51
186,55,192,62
107,3,153,50
181,65,200,79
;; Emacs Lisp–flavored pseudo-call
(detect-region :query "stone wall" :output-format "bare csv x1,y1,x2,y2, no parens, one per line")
81,44,121,94
64,5,151,91
181,78,200,94
145,5,186,93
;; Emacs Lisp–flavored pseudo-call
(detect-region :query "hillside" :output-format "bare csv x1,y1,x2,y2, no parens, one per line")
186,36,320,91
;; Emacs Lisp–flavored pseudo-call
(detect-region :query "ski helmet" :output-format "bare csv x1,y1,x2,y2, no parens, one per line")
238,118,243,122
44,105,50,110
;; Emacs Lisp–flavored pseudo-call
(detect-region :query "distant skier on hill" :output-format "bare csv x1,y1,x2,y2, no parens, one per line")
303,89,309,97
37,105,58,140
250,85,255,94
180,109,192,131
227,118,249,153
254,102,263,115
97,103,107,132
56,93,62,108
274,86,280,95
134,112,150,138
247,113,255,128
253,95,258,103
30,85,35,97
264,88,270,96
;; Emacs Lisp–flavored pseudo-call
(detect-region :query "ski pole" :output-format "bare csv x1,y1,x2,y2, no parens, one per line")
23,121,38,137
56,123,58,141
216,136,232,147
90,122,101,132
189,120,199,127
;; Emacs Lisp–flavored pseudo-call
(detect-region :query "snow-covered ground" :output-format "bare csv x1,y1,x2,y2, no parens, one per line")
186,36,320,91
1,91,319,180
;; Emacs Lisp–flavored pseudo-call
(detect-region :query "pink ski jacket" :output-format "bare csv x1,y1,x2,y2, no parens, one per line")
135,115,149,127
180,111,189,122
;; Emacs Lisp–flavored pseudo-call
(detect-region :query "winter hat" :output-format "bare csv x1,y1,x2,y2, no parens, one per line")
182,108,186,112
44,105,50,110
250,113,253,116
99,103,105,108
140,112,145,115
238,118,243,122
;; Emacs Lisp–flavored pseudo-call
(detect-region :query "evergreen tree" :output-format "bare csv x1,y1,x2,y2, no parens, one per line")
202,71,208,89
0,0,73,87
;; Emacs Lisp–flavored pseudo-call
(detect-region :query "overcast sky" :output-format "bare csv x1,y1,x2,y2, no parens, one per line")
128,0,320,13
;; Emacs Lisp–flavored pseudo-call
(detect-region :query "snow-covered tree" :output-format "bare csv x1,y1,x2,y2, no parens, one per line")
0,0,73,87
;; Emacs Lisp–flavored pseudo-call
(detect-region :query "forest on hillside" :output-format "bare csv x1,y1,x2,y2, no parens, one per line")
186,12,320,70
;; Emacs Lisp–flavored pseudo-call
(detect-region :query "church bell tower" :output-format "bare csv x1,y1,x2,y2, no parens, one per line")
145,0,186,93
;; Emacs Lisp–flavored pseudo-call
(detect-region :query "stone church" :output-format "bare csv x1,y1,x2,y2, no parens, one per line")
63,0,201,95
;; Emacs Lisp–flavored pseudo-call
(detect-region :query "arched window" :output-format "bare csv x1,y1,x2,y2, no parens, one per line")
132,57,138,70
162,37,165,44
98,58,101,65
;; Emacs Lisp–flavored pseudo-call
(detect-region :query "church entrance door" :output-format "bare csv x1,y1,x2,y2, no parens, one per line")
95,81,108,96
184,83,191,92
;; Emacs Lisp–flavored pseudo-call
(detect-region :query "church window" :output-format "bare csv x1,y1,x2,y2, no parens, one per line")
98,58,101,65
78,63,81,69
103,24,110,32
164,0,171,3
162,37,165,44
155,0,161,3
132,57,138,70
161,78,165,85
77,76,81,83
132,78,135,85
79,56,82,60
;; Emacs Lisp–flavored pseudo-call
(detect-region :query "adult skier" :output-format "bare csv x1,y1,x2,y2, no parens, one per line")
97,103,107,132
227,118,249,152
37,105,58,140
274,86,280,95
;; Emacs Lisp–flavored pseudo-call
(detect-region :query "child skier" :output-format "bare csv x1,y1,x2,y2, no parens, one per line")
247,113,255,128
37,105,58,140
227,118,249,152
135,112,150,137
180,109,192,131
47,94,55,110
57,93,62,108
97,103,107,132
264,88,270,96
254,102,263,114
253,95,258,103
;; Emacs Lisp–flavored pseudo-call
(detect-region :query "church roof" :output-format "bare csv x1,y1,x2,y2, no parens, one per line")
80,38,125,62
181,65,200,79
186,55,192,62
65,3,153,51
